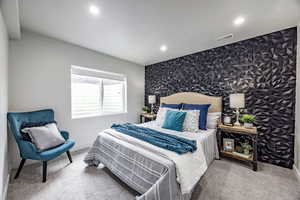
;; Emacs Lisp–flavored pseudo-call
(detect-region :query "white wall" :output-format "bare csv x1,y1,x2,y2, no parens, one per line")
0,9,9,200
8,31,145,168
295,25,300,173
0,0,21,39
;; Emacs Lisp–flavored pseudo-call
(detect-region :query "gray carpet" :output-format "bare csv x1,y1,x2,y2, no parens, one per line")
7,149,300,200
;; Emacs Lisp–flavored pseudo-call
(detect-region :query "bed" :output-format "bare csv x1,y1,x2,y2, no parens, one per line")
84,92,222,200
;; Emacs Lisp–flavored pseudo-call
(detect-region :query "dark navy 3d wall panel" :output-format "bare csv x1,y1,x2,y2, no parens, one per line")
145,27,297,168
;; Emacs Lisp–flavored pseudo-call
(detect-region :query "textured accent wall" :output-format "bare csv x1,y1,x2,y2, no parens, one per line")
145,27,297,168
295,25,300,171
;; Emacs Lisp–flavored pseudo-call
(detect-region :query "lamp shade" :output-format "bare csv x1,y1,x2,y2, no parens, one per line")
229,93,245,109
148,95,156,104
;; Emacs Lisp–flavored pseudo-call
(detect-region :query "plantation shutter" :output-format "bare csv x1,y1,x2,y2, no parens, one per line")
71,65,127,118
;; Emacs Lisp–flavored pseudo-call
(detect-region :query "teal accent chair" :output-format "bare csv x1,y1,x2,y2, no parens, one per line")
7,109,75,182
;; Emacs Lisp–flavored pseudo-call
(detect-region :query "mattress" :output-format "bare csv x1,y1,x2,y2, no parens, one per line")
84,122,219,200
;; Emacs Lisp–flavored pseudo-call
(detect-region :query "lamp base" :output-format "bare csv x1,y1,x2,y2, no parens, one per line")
234,121,241,126
234,108,241,126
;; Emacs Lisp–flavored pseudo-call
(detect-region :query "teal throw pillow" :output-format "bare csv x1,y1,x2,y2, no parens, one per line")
162,110,187,132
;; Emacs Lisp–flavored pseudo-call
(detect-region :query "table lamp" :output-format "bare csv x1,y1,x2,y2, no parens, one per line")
148,95,156,114
230,93,245,126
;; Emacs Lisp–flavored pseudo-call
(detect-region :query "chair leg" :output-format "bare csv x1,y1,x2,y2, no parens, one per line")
42,161,47,183
66,151,72,163
14,158,26,179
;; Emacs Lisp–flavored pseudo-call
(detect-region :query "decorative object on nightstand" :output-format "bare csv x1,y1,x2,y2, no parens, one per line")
223,138,234,152
241,141,253,155
240,114,256,129
223,115,232,126
235,145,244,153
148,95,156,114
217,124,258,171
230,93,245,126
140,113,157,123
142,105,150,114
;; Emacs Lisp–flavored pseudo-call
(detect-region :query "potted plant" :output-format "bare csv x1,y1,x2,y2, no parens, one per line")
142,106,150,114
240,114,256,128
241,141,253,155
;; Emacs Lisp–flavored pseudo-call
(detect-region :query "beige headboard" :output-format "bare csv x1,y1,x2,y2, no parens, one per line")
160,92,222,113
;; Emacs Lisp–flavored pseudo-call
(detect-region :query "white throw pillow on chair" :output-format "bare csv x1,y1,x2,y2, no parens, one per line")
22,123,65,152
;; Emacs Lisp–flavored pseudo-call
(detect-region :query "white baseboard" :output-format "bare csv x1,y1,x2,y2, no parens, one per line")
2,174,10,200
294,165,300,182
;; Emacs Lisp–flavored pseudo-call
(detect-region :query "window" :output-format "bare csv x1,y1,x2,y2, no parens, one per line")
71,65,127,119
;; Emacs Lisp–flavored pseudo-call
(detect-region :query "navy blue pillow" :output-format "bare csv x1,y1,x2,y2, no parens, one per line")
161,103,182,109
182,104,211,130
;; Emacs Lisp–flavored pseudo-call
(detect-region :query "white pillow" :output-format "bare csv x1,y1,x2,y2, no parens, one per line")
207,112,222,129
22,123,65,152
155,107,179,127
182,110,200,132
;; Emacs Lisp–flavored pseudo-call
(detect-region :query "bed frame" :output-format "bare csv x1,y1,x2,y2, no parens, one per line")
160,92,222,113
85,92,222,200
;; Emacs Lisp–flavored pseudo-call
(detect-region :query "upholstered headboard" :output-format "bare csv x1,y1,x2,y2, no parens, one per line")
160,92,222,113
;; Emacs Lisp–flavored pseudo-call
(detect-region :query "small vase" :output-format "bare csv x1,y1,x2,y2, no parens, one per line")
244,123,253,129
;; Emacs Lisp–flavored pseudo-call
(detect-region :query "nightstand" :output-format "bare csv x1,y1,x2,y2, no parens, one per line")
217,124,258,171
140,113,157,123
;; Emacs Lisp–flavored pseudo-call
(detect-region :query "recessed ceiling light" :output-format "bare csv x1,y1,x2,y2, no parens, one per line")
160,45,167,52
89,5,100,16
234,17,245,26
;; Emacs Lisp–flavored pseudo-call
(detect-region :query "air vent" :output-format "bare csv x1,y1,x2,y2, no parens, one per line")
216,34,233,41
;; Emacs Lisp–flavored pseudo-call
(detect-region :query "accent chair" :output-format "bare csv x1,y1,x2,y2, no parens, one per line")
7,109,75,182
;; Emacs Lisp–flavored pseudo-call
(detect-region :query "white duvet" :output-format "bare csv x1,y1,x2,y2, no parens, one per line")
103,121,213,195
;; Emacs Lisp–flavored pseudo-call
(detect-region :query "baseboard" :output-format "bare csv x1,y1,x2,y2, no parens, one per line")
294,165,300,182
2,174,10,200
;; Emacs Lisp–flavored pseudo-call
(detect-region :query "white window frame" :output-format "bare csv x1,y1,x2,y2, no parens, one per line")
71,65,127,119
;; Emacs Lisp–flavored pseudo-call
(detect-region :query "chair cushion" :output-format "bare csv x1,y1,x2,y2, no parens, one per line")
22,123,65,152
38,139,75,161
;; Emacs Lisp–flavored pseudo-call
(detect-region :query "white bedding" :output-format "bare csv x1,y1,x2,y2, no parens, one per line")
140,121,219,166
104,121,218,195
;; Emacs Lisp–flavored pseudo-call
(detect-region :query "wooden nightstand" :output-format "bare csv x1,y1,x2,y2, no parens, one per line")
140,113,157,123
217,124,258,171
